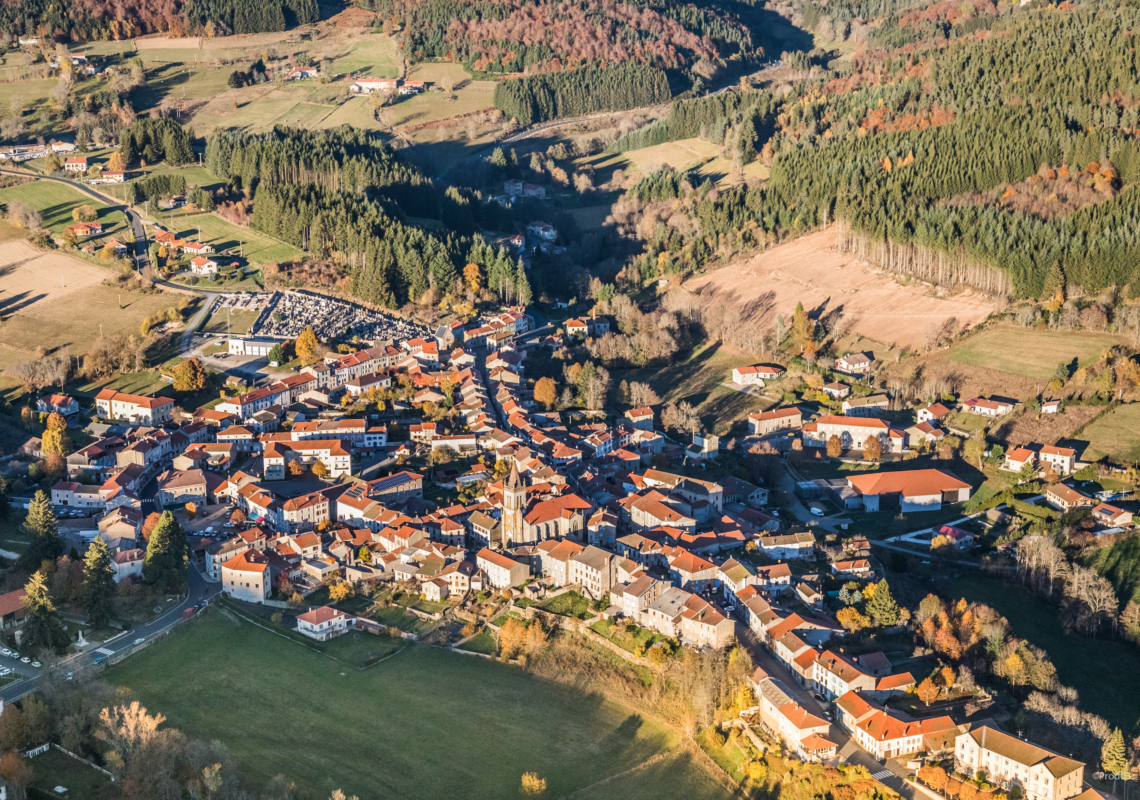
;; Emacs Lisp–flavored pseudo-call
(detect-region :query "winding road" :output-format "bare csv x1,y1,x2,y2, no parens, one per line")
0,166,220,355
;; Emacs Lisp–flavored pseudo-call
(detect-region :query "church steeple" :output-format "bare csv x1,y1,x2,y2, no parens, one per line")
502,461,526,545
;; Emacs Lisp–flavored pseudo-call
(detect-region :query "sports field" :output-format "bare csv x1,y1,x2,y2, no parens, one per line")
0,240,176,358
1075,403,1140,462
165,214,301,265
948,326,1120,381
106,611,707,800
0,181,128,237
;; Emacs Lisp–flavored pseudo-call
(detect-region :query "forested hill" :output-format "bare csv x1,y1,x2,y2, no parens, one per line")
209,126,530,310
205,126,436,217
358,0,757,78
609,0,1140,301
0,0,317,40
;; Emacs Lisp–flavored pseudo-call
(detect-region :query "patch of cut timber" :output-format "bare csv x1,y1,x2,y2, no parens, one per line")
682,228,1001,350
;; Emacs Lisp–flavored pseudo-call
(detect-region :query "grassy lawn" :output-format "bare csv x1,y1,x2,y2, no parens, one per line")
695,728,754,782
611,340,774,435
948,326,1120,381
841,505,970,541
154,213,301,266
28,746,114,799
1076,403,1140,462
945,410,990,435
949,574,1140,736
0,181,128,238
313,628,406,667
458,628,498,655
591,618,665,654
107,611,687,799
371,604,436,634
334,37,399,77
575,746,732,800
198,308,260,336
538,591,593,620
1081,535,1140,606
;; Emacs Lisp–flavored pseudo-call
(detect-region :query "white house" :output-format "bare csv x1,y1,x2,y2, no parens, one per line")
954,726,1084,800
191,256,219,275
732,364,784,386
297,606,352,641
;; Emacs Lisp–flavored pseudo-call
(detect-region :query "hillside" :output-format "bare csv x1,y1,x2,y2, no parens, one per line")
1082,536,1140,607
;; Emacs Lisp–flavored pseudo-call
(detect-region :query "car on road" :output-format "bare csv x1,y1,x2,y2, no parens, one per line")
224,522,235,528
93,656,106,665
810,507,825,517
134,638,145,645
31,661,40,668
20,657,29,663
66,672,73,681
823,710,833,720
814,693,826,703
0,668,10,676
1,649,11,657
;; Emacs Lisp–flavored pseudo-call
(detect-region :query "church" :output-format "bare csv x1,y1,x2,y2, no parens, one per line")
500,462,592,547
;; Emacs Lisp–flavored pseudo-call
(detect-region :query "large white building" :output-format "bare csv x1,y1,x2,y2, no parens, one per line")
94,390,174,425
955,727,1084,800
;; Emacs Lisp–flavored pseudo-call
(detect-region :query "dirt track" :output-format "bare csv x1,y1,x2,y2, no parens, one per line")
683,228,1001,350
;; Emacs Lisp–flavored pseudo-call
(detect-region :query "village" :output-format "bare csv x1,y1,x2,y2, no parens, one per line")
5,294,1117,800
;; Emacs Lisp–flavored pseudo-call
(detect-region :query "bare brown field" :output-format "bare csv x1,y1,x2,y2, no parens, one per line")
683,228,1001,351
0,241,175,358
990,405,1104,448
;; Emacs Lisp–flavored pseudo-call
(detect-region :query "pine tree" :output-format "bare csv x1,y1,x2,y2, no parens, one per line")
20,571,69,655
1101,728,1128,786
867,579,900,626
490,147,507,168
515,259,533,306
22,491,61,569
143,511,189,593
82,537,117,628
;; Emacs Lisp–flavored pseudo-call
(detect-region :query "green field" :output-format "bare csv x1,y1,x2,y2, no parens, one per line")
28,746,114,799
948,326,1121,380
949,574,1140,736
0,284,182,359
612,340,774,435
159,214,301,265
334,37,399,78
580,138,722,186
0,181,128,238
198,307,260,336
1076,403,1140,462
107,611,696,799
1081,532,1140,606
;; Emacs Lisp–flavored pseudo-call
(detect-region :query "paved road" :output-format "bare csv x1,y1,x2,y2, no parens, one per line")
736,626,915,797
2,565,222,701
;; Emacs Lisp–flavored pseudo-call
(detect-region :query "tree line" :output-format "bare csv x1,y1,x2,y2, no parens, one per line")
184,0,318,33
204,125,437,218
493,64,672,126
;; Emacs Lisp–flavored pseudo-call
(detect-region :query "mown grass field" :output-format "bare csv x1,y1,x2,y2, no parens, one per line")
948,326,1120,381
198,308,260,336
1076,403,1140,462
949,573,1140,736
168,213,301,265
107,611,692,800
334,37,399,77
611,340,774,435
0,181,128,238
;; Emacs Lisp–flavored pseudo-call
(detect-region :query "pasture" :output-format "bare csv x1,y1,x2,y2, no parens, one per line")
948,326,1120,381
164,214,301,265
106,611,703,800
334,37,399,78
580,138,722,186
1075,403,1140,462
0,241,184,370
0,181,128,238
612,340,775,435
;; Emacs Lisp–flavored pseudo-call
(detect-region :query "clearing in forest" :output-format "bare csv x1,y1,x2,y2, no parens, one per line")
683,228,1000,351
